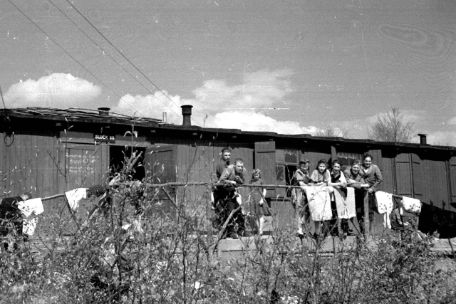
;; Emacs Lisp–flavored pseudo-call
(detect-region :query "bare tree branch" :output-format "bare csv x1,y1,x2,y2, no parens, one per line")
368,108,415,142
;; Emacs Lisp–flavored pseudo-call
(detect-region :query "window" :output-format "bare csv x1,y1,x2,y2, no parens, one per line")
284,150,298,163
336,152,363,171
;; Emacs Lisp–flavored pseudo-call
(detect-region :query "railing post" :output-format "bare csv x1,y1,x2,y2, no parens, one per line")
363,191,370,238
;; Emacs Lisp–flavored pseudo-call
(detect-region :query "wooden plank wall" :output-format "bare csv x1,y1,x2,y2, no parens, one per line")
380,155,395,193
174,142,254,229
0,132,61,198
422,159,451,210
301,150,331,171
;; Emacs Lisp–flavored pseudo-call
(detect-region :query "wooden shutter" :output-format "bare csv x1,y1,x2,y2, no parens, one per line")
255,141,276,197
411,154,423,199
395,153,412,196
144,145,178,216
450,157,456,205
144,145,177,184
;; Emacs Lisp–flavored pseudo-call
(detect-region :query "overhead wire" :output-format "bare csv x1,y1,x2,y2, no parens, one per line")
6,0,123,100
62,0,182,112
46,0,156,97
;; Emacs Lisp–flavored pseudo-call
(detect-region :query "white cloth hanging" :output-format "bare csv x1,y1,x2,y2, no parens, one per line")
65,188,88,211
401,196,421,214
22,217,39,236
305,186,332,221
333,187,356,219
17,198,44,218
375,191,394,229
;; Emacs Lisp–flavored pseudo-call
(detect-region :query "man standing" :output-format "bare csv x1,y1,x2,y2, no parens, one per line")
212,148,232,226
216,148,231,179
217,158,247,239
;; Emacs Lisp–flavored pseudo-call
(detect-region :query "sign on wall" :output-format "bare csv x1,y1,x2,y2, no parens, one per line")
94,134,115,144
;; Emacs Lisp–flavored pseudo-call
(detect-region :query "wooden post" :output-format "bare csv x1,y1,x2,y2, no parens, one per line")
363,191,370,238
330,145,337,162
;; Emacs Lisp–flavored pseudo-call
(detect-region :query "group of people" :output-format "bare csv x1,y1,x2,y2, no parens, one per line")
212,148,270,239
290,154,382,240
212,147,385,240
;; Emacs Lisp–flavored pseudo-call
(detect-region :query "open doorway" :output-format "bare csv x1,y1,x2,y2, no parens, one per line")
109,146,146,181
285,165,297,197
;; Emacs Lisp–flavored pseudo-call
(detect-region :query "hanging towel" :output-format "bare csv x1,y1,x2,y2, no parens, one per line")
65,188,88,211
401,196,421,214
17,198,44,218
22,217,39,236
333,187,356,219
305,186,332,221
375,191,394,229
375,191,394,214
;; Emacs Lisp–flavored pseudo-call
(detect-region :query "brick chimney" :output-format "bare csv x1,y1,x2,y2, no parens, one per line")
181,105,193,127
418,133,427,145
98,107,110,116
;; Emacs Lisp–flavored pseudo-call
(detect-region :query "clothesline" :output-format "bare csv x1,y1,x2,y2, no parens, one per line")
38,182,417,201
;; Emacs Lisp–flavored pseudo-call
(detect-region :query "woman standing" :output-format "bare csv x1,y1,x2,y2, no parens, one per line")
308,160,332,239
247,169,269,235
329,160,350,238
344,160,369,231
360,153,383,234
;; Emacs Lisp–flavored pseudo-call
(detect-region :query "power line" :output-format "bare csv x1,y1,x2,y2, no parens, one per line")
46,0,156,97
63,0,181,111
7,0,122,100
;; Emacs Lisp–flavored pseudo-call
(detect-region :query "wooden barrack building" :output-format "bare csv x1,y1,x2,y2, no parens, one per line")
1,106,455,237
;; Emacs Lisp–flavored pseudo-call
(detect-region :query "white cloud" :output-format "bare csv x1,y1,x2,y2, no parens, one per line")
4,73,101,108
206,111,318,134
113,69,320,134
113,91,185,122
191,69,293,112
427,131,456,147
448,117,456,125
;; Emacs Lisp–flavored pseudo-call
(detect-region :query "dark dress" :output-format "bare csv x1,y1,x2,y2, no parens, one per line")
248,179,270,217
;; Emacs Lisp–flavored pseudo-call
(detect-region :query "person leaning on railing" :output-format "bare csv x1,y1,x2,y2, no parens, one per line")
216,158,247,239
360,153,383,234
344,159,370,234
309,159,332,239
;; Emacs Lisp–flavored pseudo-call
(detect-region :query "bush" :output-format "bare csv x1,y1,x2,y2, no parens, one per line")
1,172,455,303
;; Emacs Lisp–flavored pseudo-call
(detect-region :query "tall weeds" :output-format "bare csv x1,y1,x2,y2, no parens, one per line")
1,169,455,303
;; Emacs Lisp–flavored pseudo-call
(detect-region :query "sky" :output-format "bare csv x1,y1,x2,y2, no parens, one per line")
0,0,455,145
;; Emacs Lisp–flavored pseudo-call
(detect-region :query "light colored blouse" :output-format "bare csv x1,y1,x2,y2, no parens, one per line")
310,169,331,184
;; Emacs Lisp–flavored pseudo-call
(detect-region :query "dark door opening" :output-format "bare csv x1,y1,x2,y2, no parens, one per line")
285,165,297,197
109,146,146,181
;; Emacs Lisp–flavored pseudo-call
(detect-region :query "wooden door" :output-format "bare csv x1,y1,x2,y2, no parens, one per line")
144,145,177,183
411,154,423,200
254,141,276,197
395,153,413,196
